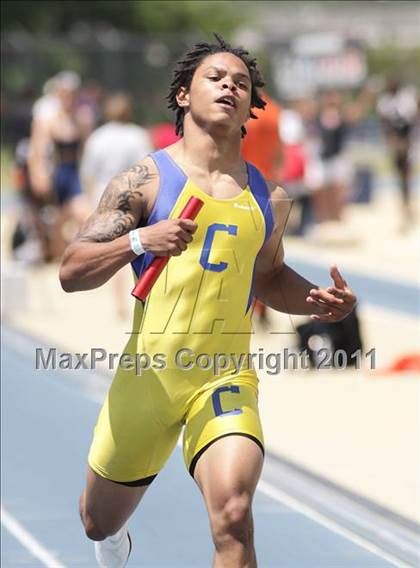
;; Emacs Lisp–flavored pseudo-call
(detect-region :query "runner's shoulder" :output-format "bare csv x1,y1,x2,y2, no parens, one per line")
265,179,289,201
93,156,158,221
114,155,159,191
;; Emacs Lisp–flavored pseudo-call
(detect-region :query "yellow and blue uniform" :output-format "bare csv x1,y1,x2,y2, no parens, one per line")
88,149,274,483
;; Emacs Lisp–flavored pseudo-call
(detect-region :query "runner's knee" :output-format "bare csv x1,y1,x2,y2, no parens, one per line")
83,514,108,541
79,495,114,541
210,491,253,550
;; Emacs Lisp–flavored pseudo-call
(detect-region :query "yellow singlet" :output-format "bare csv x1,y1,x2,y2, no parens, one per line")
88,149,274,483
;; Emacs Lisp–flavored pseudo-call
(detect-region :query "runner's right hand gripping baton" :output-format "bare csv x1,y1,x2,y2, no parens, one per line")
131,196,204,302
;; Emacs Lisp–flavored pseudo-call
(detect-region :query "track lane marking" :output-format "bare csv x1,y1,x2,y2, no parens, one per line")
257,480,412,568
1,506,68,568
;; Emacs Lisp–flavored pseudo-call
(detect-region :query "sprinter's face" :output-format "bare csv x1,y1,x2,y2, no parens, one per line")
177,52,252,136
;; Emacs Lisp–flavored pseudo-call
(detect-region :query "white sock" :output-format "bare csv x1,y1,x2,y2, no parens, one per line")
107,525,127,544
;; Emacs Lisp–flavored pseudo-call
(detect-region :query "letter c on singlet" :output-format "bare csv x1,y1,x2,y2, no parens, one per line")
199,223,238,272
212,385,243,417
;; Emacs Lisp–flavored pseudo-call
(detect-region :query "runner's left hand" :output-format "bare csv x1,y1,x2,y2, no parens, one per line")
306,265,357,322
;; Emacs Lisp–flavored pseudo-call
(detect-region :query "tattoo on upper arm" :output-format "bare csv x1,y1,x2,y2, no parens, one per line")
76,164,155,242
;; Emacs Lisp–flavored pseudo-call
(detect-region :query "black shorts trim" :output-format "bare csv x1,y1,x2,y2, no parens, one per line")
111,473,158,487
189,433,265,479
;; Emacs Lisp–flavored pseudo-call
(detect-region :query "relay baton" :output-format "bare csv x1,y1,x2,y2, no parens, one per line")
131,196,204,301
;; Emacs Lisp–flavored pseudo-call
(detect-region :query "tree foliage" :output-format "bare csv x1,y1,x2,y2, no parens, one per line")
2,0,244,35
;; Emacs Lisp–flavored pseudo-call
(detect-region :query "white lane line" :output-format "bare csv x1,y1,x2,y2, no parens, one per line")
257,480,412,568
1,506,67,568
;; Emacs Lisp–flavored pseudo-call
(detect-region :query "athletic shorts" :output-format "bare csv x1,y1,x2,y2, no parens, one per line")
53,163,82,205
88,363,264,484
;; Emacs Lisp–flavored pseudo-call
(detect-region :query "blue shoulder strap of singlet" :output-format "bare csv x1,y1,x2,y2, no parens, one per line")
244,162,275,314
131,150,187,278
246,161,274,244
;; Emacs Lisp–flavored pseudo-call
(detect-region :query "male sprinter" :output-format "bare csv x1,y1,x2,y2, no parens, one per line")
60,35,356,568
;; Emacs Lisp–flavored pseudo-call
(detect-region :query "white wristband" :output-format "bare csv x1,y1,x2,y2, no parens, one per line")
129,229,145,256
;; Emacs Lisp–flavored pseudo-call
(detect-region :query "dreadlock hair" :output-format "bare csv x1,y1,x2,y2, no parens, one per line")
167,33,266,138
